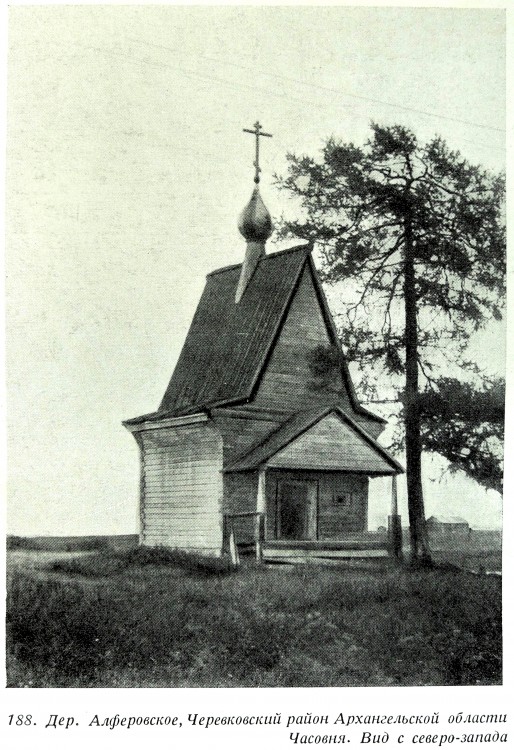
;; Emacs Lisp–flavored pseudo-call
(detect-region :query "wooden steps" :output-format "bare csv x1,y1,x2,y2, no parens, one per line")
262,535,389,563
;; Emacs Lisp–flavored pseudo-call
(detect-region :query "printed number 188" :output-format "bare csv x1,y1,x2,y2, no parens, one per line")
8,715,33,726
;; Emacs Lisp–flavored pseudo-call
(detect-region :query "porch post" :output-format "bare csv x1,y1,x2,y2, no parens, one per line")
388,474,403,560
255,468,266,562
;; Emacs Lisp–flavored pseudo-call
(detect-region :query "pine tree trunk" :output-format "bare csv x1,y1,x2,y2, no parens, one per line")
404,218,432,565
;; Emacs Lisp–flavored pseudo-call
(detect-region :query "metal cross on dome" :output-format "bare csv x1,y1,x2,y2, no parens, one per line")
243,121,273,184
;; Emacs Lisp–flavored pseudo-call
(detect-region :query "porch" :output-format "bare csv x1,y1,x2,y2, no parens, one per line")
222,407,404,565
222,502,402,565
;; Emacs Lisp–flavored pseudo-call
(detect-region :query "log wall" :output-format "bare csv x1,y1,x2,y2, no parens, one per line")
253,266,351,411
265,469,368,540
212,409,282,465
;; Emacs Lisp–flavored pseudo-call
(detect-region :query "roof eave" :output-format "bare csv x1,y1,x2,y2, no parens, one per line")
123,411,209,432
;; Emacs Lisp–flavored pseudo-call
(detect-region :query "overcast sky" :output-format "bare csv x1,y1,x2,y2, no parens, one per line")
6,5,505,535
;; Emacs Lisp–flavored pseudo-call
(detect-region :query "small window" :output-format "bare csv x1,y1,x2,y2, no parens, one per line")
335,492,352,507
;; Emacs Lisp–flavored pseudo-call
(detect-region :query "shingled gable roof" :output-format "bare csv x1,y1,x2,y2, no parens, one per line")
124,244,386,425
157,244,310,416
224,406,403,474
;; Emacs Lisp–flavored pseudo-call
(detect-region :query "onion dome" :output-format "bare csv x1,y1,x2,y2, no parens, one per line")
238,187,273,243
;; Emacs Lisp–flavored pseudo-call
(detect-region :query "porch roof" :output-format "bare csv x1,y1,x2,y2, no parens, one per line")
224,406,404,475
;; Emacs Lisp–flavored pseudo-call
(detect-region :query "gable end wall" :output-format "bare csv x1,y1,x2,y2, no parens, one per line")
267,413,394,474
253,265,351,411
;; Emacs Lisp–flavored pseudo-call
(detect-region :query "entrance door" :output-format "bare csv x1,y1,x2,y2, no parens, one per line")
277,480,317,540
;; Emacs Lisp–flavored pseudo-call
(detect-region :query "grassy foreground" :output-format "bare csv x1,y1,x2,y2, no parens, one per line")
6,549,502,688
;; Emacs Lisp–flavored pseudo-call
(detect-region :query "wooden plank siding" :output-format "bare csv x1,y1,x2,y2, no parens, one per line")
214,409,281,545
212,409,282,465
253,265,351,412
139,422,223,554
265,469,368,541
267,413,393,474
318,473,368,538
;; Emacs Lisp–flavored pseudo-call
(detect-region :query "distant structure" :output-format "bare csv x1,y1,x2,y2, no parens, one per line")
426,516,470,539
124,123,404,563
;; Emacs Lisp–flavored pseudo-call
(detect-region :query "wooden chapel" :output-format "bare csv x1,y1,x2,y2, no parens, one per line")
124,123,403,563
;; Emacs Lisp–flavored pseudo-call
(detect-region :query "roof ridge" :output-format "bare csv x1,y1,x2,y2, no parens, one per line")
206,243,311,277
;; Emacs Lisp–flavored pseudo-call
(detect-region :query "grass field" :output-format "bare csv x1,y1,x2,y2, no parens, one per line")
431,549,501,573
6,548,502,688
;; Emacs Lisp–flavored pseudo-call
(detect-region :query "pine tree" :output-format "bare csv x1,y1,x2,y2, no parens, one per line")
276,123,505,564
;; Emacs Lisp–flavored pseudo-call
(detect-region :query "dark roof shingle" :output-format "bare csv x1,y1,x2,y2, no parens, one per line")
158,245,310,415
